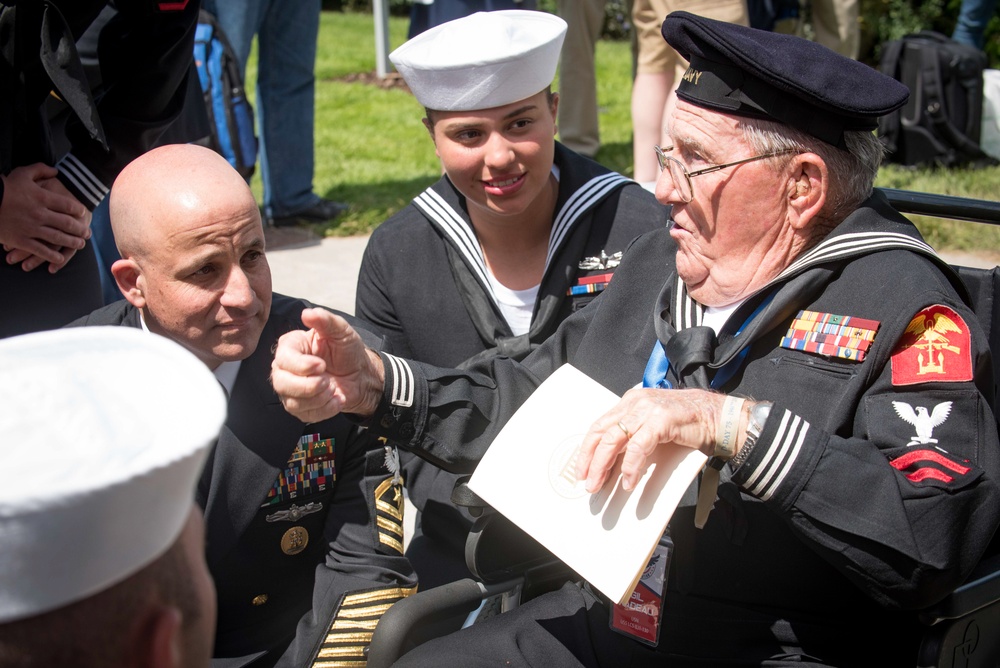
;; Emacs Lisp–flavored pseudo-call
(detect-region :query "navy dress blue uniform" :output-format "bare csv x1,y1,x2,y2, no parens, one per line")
356,143,667,587
344,12,1000,667
369,191,1000,667
69,293,418,667
0,0,199,337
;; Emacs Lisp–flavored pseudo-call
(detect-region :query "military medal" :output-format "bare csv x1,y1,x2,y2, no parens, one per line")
280,526,309,555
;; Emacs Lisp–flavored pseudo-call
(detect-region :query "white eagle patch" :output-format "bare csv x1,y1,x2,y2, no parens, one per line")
892,401,953,446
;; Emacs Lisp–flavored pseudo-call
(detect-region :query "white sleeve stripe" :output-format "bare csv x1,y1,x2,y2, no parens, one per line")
385,354,413,407
56,154,108,207
743,410,792,490
753,415,800,494
746,409,809,500
758,421,808,502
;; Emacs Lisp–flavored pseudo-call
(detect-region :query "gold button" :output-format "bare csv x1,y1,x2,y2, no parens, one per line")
281,526,309,555
251,594,268,606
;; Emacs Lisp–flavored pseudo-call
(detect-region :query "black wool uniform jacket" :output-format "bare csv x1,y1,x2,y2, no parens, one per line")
69,294,417,668
355,142,668,584
0,0,199,336
363,191,1000,664
0,0,197,201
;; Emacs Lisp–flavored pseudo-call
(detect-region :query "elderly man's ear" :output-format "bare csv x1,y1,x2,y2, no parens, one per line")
785,155,827,231
111,258,146,309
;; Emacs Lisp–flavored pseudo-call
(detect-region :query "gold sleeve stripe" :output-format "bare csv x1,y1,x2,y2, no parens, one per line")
317,645,366,659
313,586,418,666
376,515,403,537
336,602,395,619
375,498,403,521
321,631,373,644
330,617,380,631
378,534,404,554
342,585,417,606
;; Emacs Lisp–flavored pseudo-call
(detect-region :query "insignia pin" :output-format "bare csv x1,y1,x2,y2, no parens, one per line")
280,526,309,555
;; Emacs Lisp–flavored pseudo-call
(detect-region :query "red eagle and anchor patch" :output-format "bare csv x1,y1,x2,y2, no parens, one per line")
891,305,973,386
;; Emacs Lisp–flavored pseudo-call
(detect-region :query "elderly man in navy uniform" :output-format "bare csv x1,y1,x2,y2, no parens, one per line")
271,12,1000,667
356,10,667,589
69,143,417,667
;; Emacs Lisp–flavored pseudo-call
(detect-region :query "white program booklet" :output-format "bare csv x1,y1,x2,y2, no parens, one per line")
468,364,707,605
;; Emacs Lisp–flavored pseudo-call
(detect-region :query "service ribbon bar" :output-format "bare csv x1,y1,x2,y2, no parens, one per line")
779,310,880,362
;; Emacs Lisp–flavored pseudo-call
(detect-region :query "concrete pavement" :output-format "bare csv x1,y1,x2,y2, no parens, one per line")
265,226,368,315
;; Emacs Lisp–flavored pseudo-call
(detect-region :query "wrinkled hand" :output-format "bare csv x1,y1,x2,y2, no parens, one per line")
270,308,386,424
576,388,725,493
0,165,92,273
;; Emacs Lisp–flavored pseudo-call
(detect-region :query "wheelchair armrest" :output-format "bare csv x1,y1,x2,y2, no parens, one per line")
919,553,1000,625
465,511,564,584
367,579,489,668
450,476,488,517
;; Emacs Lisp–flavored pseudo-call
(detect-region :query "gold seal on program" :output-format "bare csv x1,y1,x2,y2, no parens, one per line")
281,526,309,555
547,434,588,499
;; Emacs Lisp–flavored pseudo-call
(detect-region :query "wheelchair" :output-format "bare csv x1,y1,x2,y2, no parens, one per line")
368,188,1000,668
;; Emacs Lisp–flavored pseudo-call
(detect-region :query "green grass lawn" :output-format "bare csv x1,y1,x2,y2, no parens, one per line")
245,10,1000,253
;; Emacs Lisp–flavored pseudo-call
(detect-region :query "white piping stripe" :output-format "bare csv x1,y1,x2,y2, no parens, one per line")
545,173,629,269
674,283,684,330
786,237,933,272
676,286,702,330
415,173,629,311
415,189,482,265
384,354,413,408
413,189,494,294
779,232,937,279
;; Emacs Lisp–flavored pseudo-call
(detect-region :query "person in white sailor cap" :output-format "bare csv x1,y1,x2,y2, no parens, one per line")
357,9,668,589
0,326,225,668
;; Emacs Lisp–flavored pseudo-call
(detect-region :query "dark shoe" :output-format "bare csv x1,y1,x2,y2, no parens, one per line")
269,198,349,227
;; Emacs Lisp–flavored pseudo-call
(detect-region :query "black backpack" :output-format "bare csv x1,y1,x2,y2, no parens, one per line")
877,31,997,168
193,10,258,180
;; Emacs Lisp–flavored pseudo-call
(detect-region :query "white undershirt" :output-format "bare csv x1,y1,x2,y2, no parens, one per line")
478,164,559,337
701,300,746,335
486,273,538,336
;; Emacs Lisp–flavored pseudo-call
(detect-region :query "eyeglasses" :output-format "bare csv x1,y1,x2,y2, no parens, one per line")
653,145,797,203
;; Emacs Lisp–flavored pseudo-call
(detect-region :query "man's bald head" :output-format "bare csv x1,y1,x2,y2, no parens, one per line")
108,144,272,369
110,144,259,260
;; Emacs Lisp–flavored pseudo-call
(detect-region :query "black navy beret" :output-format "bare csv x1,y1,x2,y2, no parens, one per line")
661,11,909,148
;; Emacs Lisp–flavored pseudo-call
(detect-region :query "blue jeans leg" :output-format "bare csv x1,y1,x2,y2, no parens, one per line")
201,0,320,218
257,0,321,218
952,0,998,49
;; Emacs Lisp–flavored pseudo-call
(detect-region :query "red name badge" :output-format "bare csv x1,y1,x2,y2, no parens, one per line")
611,533,672,647
891,305,973,386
